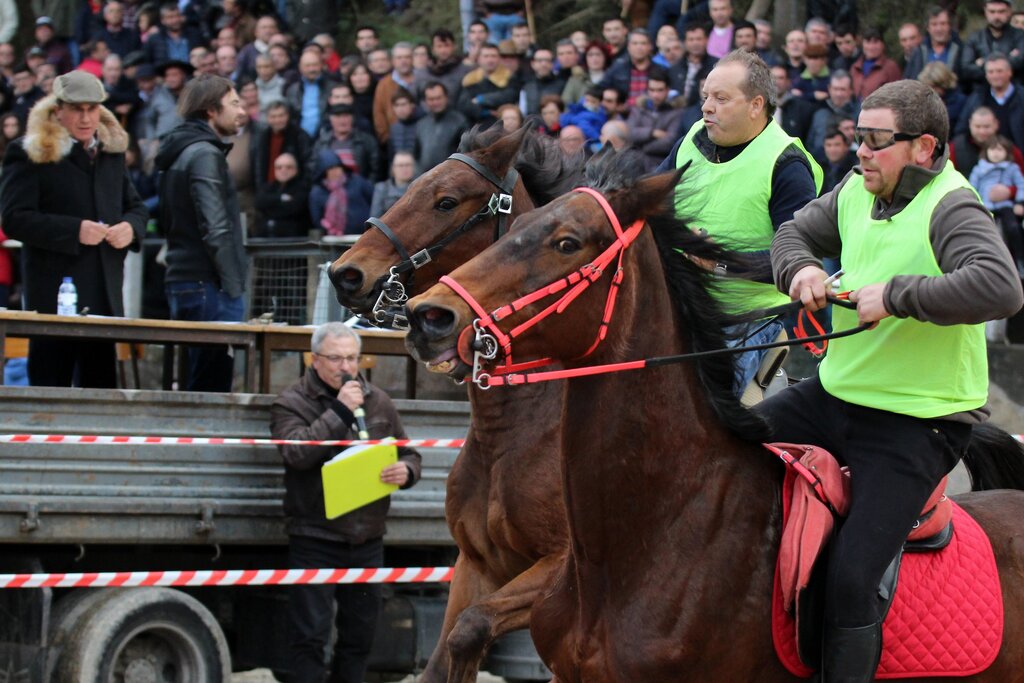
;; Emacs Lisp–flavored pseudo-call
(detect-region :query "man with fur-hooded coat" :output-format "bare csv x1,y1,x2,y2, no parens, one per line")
0,71,146,388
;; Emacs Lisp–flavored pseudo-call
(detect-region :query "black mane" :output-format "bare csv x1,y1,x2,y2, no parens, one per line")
583,148,771,440
458,123,586,205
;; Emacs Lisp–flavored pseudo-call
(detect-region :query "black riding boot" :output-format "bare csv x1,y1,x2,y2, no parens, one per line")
821,623,882,682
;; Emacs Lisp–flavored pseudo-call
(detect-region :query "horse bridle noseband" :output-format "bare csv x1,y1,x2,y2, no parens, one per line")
363,153,519,329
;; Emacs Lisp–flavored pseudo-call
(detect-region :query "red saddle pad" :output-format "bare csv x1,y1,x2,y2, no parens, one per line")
772,471,1003,679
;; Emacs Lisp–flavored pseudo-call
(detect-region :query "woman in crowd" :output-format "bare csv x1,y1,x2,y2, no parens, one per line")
562,40,611,105
347,62,378,138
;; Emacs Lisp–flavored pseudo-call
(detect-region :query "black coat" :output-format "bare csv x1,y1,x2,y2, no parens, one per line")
249,121,315,190
776,96,818,143
254,177,311,238
0,99,146,317
155,120,248,298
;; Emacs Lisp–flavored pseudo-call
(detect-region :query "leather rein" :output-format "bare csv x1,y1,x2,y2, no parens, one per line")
437,186,872,389
363,153,519,329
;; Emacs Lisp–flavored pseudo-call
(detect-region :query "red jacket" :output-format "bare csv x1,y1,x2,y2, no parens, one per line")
851,53,902,100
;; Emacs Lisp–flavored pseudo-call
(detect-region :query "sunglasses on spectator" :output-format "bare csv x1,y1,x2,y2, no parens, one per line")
853,127,923,151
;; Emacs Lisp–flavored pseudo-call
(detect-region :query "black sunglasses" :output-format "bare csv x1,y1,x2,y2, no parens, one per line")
853,127,923,151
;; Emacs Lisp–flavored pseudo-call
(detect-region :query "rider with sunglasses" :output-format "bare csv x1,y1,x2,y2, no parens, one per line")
762,79,1024,682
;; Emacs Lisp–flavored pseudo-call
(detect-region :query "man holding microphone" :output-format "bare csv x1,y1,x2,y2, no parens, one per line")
271,321,421,682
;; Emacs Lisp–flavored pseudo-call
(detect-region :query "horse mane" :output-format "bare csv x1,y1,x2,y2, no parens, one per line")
458,122,586,205
583,149,771,440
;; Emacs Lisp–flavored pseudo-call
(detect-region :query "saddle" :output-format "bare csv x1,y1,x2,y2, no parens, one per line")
765,443,1004,679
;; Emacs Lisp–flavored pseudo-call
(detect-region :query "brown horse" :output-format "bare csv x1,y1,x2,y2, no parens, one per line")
330,125,584,683
404,150,1024,682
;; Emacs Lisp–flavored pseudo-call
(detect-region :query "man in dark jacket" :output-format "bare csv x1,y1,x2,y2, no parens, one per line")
0,71,146,387
313,104,382,183
519,48,567,115
626,71,685,170
250,101,313,189
155,74,247,392
415,81,468,173
602,29,658,107
254,152,310,238
956,54,1024,153
144,3,202,66
458,43,519,125
960,0,1024,91
285,48,337,139
271,322,421,683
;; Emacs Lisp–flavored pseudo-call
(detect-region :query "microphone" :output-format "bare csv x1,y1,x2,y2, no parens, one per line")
342,373,369,439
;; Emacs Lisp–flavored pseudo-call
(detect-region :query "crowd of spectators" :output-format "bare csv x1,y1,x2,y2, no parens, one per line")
0,0,1022,267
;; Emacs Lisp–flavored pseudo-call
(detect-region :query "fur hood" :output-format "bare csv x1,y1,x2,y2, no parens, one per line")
23,94,129,164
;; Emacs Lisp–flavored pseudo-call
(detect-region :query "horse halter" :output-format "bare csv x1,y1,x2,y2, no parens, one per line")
439,187,646,388
363,153,520,330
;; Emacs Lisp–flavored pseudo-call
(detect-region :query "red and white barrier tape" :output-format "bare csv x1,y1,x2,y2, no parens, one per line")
0,434,465,448
0,566,455,589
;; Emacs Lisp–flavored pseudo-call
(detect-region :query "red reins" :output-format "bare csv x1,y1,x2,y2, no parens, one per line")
438,187,645,384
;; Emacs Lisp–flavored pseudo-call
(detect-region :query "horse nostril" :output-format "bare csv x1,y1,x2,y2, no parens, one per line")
413,305,457,338
331,266,364,294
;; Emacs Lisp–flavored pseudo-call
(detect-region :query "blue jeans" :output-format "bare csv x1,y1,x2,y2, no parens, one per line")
166,281,245,392
483,12,524,42
725,319,784,396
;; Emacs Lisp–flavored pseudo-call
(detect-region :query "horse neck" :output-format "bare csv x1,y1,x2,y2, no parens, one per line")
558,232,776,567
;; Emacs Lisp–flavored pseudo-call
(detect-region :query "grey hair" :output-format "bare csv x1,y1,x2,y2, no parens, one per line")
311,322,362,354
392,41,415,55
804,17,830,34
716,49,776,118
829,69,851,85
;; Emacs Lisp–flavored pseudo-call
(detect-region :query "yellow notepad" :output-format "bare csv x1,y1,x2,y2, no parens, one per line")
321,443,399,519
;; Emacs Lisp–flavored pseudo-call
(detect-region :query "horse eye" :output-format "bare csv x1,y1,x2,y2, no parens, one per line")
435,197,458,212
555,237,580,254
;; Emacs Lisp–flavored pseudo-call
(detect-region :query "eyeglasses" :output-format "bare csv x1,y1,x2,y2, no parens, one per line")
315,356,360,366
853,127,923,151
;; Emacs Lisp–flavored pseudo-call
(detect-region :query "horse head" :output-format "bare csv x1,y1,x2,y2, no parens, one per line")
329,124,538,322
405,149,687,381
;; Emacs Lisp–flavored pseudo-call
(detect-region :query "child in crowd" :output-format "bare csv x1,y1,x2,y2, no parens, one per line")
969,135,1024,277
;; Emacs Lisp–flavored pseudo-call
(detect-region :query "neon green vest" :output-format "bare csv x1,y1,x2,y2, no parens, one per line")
674,120,823,314
820,162,988,418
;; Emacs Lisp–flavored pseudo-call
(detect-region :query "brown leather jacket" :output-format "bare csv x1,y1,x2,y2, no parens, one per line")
271,370,421,544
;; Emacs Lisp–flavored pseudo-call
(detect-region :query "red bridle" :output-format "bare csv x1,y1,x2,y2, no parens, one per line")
438,187,645,387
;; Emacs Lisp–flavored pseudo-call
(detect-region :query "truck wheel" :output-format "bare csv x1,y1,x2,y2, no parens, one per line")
58,587,231,683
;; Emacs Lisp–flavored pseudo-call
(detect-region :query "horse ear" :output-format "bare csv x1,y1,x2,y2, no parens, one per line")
629,165,686,216
481,123,531,176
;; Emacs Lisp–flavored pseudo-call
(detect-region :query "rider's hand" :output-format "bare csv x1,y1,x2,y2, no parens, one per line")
789,265,829,311
848,283,891,328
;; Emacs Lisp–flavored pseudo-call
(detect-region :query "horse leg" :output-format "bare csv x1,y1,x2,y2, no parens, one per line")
445,553,563,683
417,554,490,683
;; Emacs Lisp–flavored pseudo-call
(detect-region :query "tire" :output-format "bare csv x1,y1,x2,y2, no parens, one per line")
57,587,232,683
46,589,124,681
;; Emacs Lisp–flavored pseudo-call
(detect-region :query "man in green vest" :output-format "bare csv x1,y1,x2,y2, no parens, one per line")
658,49,822,393
760,80,1023,682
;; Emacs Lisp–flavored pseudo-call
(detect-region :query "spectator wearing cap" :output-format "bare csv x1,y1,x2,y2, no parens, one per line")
851,27,902,100
145,3,203,66
157,59,193,101
791,42,830,103
11,63,45,123
94,1,141,58
313,104,382,183
458,43,519,125
33,17,72,75
309,149,374,236
0,70,146,387
372,42,420,145
285,48,337,139
133,62,180,141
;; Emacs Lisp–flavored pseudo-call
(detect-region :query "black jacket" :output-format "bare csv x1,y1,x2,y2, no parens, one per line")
254,176,310,238
155,119,248,298
249,121,315,190
0,97,146,316
521,72,568,115
271,370,422,544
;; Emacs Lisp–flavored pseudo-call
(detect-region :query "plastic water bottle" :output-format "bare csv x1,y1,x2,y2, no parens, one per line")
57,277,77,316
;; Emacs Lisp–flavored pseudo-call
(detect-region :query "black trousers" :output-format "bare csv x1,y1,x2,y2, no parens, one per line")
287,534,383,683
756,376,971,627
28,338,116,388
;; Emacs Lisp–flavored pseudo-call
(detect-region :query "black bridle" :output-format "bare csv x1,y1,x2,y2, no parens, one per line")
363,153,520,329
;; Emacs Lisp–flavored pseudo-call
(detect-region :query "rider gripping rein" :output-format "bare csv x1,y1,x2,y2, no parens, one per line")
438,186,872,388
